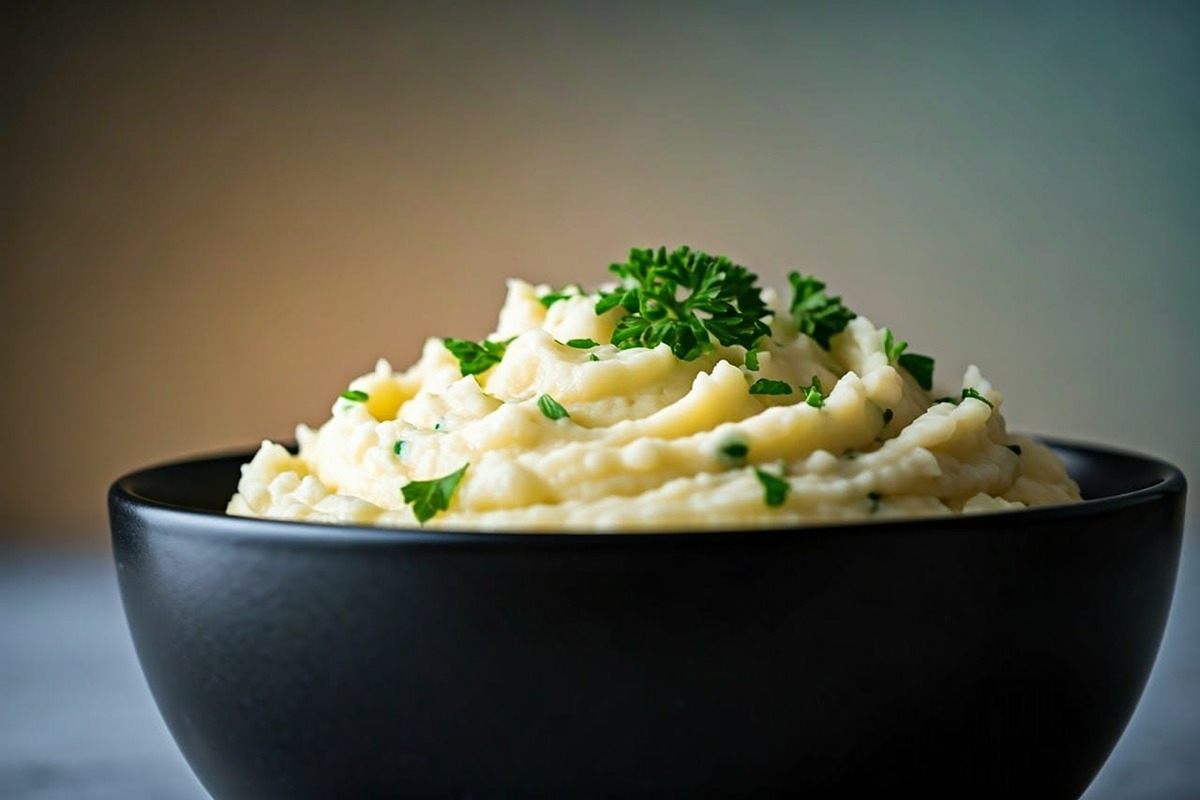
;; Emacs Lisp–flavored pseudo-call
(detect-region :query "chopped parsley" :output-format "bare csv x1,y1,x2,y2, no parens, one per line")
800,375,824,408
787,273,855,350
717,435,750,467
537,394,570,420
565,338,599,348
935,387,994,408
595,246,772,361
749,378,792,395
401,463,468,524
340,390,369,403
588,353,599,362
443,337,508,376
539,285,582,308
961,387,993,408
882,328,935,391
754,467,790,507
393,440,405,457
745,349,760,371
898,353,935,391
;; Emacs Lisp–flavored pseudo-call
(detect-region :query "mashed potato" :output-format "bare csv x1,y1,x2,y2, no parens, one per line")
228,255,1080,530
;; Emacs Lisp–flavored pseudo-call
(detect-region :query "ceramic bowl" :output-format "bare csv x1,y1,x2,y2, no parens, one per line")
109,438,1186,799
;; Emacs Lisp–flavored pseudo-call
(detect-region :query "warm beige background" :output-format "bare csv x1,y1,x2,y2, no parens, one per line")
3,2,1196,545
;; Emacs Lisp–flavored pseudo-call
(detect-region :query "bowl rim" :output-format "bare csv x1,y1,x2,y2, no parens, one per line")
109,436,1186,547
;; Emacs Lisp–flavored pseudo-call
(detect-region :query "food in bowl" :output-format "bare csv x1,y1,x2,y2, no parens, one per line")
228,246,1080,529
110,441,1186,798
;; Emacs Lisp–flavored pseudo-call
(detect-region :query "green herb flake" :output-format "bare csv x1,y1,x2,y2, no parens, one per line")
717,435,750,467
882,408,894,425
1006,444,1022,456
898,352,935,391
960,387,994,408
588,353,599,362
749,378,793,396
443,337,508,376
755,467,790,508
882,328,907,362
745,349,760,371
537,394,570,421
787,273,856,350
867,491,883,513
539,285,581,308
800,375,825,408
401,463,468,524
565,338,599,349
935,387,994,409
595,246,772,361
340,389,369,403
393,440,405,457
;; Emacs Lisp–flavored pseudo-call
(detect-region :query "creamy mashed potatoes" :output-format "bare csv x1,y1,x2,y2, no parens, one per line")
228,264,1080,530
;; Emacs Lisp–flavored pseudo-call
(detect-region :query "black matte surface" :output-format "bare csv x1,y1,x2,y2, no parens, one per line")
109,441,1187,798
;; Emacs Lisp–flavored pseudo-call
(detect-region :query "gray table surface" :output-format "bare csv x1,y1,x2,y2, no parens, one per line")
2,533,1197,800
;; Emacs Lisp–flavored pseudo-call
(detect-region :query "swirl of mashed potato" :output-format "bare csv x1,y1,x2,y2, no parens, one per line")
228,278,1080,530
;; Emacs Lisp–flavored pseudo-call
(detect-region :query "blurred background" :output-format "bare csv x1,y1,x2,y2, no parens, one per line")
2,0,1197,545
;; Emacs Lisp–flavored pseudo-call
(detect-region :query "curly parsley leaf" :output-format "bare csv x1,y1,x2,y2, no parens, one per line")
881,328,935,390
539,284,582,308
749,378,792,395
800,375,825,408
898,353,934,391
401,463,468,524
717,435,750,467
882,328,906,362
960,387,994,408
537,394,570,420
787,273,856,350
443,337,508,376
935,387,994,408
595,246,772,361
755,467,790,508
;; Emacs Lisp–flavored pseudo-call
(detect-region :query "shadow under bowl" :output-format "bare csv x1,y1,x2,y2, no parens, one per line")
109,438,1187,799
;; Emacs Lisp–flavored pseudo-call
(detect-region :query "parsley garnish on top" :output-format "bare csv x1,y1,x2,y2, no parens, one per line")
340,390,369,403
787,273,855,350
749,378,792,396
754,467,790,507
881,328,935,391
539,284,582,308
443,337,508,376
595,246,772,361
537,394,570,420
401,463,469,524
935,387,994,408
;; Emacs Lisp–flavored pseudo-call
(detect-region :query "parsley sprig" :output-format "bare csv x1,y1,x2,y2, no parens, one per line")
754,467,790,507
537,394,570,420
749,378,792,396
935,387,994,408
595,246,772,361
401,464,468,524
787,273,855,350
882,328,935,391
443,338,508,376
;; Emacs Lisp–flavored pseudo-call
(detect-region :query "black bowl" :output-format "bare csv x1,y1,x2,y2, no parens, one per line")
109,439,1186,799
